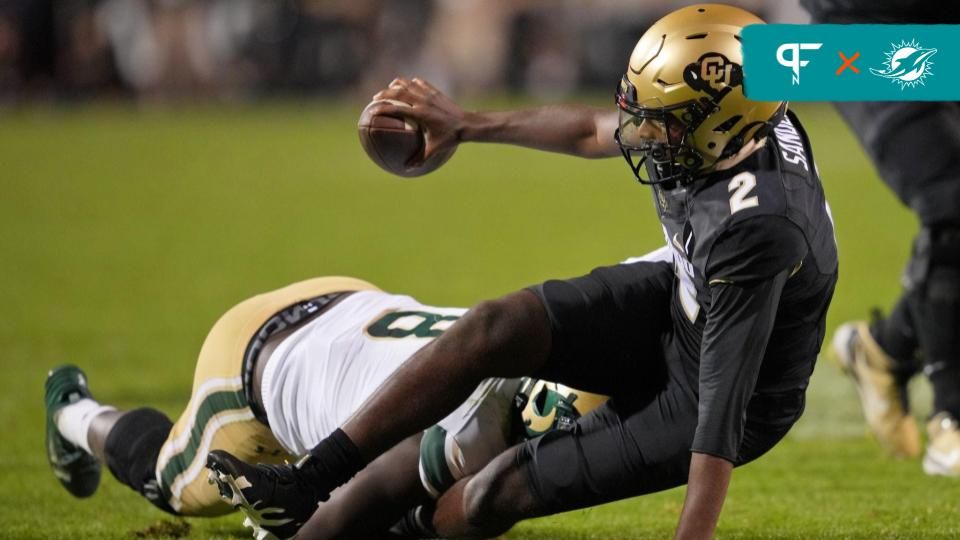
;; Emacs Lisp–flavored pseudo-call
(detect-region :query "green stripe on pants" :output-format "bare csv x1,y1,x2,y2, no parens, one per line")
159,389,247,493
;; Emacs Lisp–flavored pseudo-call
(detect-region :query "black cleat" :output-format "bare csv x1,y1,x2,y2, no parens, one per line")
44,365,101,498
206,450,327,540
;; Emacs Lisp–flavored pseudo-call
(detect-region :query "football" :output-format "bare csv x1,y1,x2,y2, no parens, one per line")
357,99,455,178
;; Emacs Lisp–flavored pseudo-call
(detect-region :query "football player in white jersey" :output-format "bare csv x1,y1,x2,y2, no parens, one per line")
44,276,604,537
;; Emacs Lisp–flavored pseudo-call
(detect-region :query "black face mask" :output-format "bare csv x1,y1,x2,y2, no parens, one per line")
615,78,709,186
614,128,702,185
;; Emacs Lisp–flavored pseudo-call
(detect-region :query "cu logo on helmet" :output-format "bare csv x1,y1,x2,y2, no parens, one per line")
684,53,742,100
701,55,733,90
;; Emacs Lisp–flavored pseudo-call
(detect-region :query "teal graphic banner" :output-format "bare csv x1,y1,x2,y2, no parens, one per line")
741,24,958,101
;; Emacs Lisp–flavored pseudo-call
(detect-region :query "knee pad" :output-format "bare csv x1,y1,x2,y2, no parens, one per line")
104,407,175,514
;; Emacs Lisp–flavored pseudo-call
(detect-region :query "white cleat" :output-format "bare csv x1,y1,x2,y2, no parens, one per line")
923,413,960,477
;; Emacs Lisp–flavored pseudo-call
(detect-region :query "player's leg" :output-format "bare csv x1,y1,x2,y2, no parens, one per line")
430,388,699,537
45,365,275,517
834,100,960,465
44,364,176,512
86,409,125,460
431,445,540,538
427,383,805,537
907,225,960,475
810,0,958,468
388,377,608,538
49,277,369,521
96,281,343,517
869,297,921,381
424,257,680,536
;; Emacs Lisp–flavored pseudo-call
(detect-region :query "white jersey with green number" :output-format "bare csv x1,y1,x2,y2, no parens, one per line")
261,290,466,456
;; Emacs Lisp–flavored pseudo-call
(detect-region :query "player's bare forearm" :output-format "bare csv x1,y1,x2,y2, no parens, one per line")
459,106,620,158
297,435,427,539
343,290,551,462
371,77,620,160
675,452,733,540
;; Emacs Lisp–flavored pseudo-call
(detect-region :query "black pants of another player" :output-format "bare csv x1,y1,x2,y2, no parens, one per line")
806,0,960,420
836,101,960,416
518,260,806,512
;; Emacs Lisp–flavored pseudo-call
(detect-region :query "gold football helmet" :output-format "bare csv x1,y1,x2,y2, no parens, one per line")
615,3,785,184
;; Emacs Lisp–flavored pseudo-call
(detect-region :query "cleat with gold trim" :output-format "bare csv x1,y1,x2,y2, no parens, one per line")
832,321,920,458
923,413,960,477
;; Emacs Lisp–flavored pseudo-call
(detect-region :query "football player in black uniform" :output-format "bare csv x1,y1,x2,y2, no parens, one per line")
206,5,837,539
803,0,960,474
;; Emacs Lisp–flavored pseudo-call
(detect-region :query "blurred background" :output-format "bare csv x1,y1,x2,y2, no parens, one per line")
0,0,808,104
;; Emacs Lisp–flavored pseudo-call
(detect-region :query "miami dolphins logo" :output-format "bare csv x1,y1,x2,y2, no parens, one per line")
870,39,937,89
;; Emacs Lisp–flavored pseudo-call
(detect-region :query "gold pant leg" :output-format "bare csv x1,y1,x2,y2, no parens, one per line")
154,277,379,515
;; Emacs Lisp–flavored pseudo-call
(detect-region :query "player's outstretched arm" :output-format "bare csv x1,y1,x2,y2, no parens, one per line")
369,77,620,160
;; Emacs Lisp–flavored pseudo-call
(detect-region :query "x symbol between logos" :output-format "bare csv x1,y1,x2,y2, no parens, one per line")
836,51,860,75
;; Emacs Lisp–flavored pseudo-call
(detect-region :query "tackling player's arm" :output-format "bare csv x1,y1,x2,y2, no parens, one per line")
369,77,620,160
677,219,807,539
296,434,428,539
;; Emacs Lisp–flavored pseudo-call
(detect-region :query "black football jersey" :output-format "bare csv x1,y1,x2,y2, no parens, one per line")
649,110,838,461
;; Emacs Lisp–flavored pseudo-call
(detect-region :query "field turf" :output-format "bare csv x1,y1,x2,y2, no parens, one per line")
2,100,959,538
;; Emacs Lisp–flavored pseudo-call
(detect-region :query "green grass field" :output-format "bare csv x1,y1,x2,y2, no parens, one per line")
2,100,958,539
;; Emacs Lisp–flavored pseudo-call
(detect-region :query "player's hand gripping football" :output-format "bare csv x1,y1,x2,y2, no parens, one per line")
371,77,464,161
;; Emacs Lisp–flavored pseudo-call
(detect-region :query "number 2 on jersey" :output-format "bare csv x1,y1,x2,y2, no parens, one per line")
728,172,759,215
